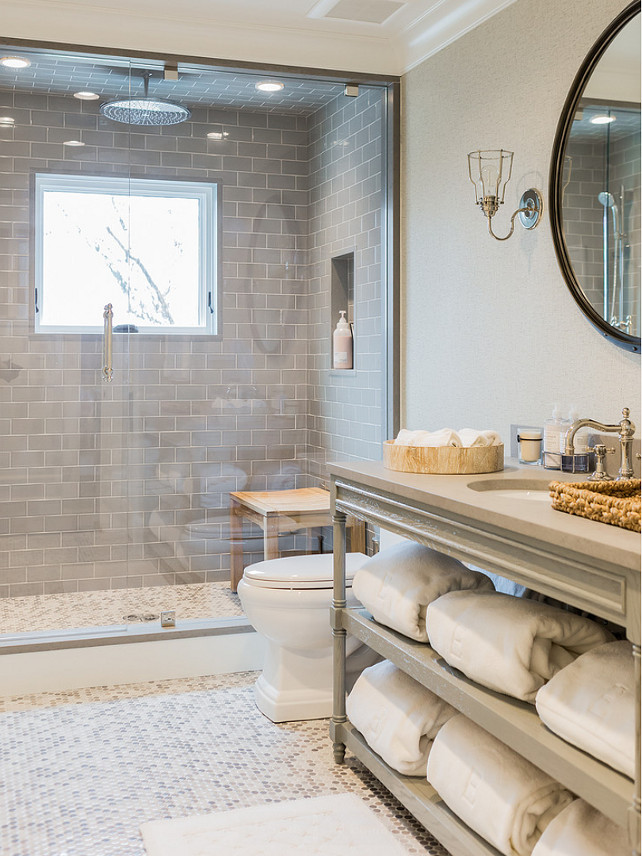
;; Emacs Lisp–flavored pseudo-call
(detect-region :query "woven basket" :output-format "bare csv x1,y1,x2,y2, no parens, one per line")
549,479,641,533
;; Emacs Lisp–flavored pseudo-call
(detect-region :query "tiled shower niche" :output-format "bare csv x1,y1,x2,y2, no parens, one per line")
0,56,387,613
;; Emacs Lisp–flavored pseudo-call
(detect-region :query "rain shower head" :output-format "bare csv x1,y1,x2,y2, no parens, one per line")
100,71,190,126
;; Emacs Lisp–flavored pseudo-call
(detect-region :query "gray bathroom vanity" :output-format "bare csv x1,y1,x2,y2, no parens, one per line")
329,460,640,856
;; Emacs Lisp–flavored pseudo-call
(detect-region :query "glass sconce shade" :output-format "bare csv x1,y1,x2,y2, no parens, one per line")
466,148,542,241
467,149,514,206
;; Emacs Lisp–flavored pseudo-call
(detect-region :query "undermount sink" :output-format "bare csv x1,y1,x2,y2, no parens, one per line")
467,478,552,502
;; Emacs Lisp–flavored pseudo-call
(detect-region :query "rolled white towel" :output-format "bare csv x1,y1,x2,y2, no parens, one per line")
531,799,630,856
427,715,574,856
535,640,634,777
346,660,456,776
394,428,462,447
427,590,614,702
352,542,495,642
458,428,502,447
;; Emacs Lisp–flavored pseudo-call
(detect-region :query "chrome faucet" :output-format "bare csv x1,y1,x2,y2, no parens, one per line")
564,407,636,481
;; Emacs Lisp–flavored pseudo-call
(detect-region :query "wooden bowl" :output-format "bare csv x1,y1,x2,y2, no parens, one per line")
383,440,504,475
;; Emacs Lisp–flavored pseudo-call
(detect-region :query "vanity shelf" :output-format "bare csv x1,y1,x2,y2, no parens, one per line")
329,460,641,856
340,607,632,826
335,720,503,856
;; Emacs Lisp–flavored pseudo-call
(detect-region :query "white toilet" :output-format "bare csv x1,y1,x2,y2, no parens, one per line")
237,551,370,722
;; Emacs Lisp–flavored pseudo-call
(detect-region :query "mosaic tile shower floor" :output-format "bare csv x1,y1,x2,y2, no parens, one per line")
0,672,451,856
0,582,243,635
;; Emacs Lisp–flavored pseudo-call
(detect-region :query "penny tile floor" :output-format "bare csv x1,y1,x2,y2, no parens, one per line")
0,582,243,636
0,672,451,856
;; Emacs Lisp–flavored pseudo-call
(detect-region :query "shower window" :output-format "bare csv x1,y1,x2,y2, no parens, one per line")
34,173,219,334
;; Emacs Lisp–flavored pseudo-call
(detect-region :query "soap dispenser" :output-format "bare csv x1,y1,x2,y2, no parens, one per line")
333,310,353,369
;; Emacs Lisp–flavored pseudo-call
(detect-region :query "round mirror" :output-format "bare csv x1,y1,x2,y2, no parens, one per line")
550,2,640,352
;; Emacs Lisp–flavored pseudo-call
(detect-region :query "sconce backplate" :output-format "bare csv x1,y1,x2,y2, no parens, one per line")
518,188,543,229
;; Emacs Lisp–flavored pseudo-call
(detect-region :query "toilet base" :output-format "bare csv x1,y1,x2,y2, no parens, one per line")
254,673,333,723
251,637,381,723
253,641,334,722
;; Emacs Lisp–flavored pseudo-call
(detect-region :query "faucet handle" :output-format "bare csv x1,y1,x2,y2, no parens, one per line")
587,444,615,482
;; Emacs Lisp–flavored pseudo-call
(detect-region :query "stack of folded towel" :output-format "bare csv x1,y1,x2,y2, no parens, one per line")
346,660,456,775
426,590,614,702
535,640,634,777
427,715,574,856
531,799,630,856
394,428,502,447
351,541,495,642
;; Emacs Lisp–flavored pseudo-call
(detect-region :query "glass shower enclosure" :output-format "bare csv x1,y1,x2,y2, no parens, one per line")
0,44,394,644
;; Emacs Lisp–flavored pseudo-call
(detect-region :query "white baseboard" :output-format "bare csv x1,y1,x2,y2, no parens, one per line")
0,631,266,697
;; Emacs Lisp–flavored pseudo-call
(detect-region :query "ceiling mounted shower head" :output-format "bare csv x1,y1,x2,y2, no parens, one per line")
100,71,190,126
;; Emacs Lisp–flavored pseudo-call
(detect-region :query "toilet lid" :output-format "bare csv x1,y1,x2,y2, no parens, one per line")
242,552,369,589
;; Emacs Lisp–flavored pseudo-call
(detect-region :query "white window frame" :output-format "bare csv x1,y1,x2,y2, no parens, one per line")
34,172,219,335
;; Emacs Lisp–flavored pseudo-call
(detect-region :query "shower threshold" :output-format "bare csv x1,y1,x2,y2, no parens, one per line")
0,581,242,637
0,583,263,697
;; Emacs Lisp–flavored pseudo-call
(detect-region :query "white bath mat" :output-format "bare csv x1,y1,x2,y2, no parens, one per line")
140,793,413,856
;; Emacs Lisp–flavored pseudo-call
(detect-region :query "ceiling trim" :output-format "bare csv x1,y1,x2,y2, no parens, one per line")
399,0,519,71
0,0,519,76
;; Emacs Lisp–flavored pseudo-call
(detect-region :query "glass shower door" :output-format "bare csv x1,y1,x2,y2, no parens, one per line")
0,50,138,639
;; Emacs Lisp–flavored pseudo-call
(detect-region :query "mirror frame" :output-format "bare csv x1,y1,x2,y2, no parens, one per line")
549,0,641,353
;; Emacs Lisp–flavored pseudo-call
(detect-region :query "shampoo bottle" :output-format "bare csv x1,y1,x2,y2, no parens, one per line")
543,405,563,469
333,310,353,369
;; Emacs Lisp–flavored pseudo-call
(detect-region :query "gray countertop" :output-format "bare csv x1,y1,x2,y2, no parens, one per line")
329,458,641,572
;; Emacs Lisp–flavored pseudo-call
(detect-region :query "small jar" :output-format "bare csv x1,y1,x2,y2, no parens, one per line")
518,430,543,466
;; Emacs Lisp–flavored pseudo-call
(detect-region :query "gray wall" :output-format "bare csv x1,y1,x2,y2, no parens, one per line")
565,128,640,336
0,86,384,597
402,0,640,442
307,87,384,478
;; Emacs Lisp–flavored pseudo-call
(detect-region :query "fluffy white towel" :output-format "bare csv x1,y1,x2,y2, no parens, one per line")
427,590,614,702
427,715,574,856
346,660,456,776
394,428,462,447
352,542,495,642
458,428,502,447
531,799,630,856
535,640,634,777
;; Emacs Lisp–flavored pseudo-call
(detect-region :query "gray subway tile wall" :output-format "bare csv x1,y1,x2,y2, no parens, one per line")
565,132,640,335
0,80,385,603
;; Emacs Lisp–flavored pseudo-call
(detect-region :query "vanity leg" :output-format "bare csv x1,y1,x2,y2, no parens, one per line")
629,642,641,856
332,509,347,765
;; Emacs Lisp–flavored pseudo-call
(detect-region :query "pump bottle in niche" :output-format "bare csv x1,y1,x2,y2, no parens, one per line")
333,310,353,369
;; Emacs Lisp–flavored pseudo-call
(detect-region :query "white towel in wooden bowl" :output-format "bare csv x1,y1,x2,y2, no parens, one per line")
427,715,573,856
426,590,614,702
346,660,456,776
535,640,634,777
352,542,495,642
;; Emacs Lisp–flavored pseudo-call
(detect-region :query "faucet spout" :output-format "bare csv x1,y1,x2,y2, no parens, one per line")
564,408,636,480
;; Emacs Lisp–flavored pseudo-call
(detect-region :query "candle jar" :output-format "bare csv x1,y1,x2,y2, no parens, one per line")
518,430,543,466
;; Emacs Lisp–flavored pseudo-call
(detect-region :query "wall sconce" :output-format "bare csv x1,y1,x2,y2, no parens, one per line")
467,149,542,241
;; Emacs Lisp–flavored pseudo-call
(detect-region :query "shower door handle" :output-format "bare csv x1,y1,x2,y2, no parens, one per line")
102,303,113,383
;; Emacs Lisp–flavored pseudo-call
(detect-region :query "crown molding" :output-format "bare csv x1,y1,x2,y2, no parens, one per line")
397,0,519,71
0,0,518,76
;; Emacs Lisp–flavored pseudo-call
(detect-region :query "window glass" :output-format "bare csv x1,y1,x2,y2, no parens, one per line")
34,174,218,334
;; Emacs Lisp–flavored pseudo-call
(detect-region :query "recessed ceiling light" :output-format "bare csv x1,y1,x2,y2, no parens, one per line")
0,56,31,69
590,114,615,125
0,116,15,127
63,140,85,147
207,131,229,140
74,91,99,101
255,81,284,93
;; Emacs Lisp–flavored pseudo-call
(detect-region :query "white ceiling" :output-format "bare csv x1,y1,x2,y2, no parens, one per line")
0,0,519,76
